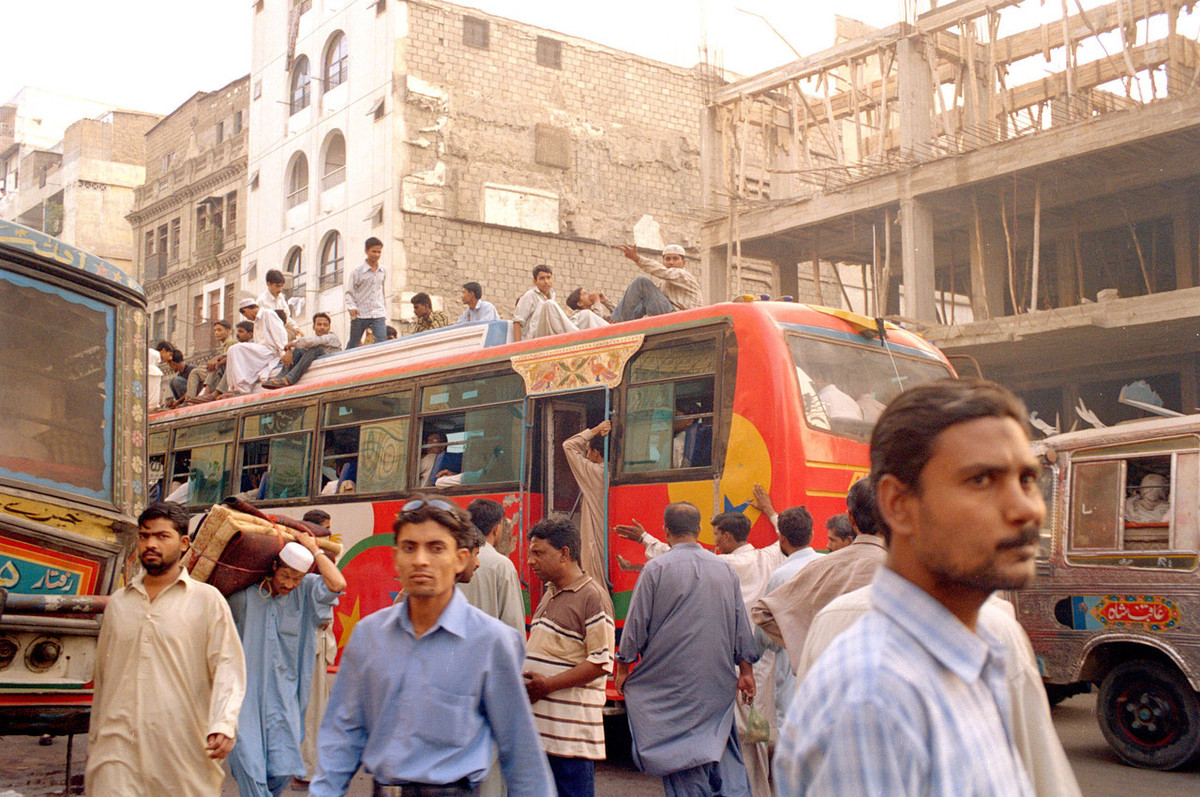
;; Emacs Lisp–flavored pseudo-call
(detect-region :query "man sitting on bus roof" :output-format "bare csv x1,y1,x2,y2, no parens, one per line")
564,288,613,330
458,281,500,324
513,264,577,341
612,244,703,322
411,292,451,334
224,297,289,396
263,312,342,389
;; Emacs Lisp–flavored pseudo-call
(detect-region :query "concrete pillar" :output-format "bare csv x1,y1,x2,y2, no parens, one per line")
896,36,937,322
700,106,724,214
1173,207,1196,289
1054,236,1078,308
767,240,802,300
706,245,728,305
968,193,1009,318
897,37,932,152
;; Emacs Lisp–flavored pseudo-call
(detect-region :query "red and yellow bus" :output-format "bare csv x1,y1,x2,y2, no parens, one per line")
148,301,953,656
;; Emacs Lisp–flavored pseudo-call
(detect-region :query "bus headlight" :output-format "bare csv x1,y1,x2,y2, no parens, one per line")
0,636,17,670
25,637,61,672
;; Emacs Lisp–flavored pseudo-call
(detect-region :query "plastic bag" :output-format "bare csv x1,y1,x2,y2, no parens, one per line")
743,698,770,744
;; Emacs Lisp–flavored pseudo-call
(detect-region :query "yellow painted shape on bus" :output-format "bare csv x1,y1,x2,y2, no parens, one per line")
337,596,363,650
667,413,770,545
0,492,118,543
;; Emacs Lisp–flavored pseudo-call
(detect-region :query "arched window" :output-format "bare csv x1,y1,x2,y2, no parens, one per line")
321,131,346,190
324,32,348,90
286,153,309,208
319,231,344,288
289,56,311,115
284,246,305,299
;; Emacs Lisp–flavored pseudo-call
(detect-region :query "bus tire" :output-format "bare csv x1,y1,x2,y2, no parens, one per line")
1097,658,1200,770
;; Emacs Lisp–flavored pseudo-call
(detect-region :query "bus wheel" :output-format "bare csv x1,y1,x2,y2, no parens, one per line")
1097,659,1200,770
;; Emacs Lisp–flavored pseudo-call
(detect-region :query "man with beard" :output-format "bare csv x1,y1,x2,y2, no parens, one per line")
775,379,1044,796
227,535,345,797
86,502,246,797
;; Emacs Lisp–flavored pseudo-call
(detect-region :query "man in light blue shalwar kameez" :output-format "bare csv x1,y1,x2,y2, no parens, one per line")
615,502,759,797
227,538,345,797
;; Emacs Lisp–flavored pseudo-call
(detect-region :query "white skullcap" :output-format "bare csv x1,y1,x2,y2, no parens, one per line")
662,244,686,256
279,541,314,572
1140,473,1168,488
238,296,257,310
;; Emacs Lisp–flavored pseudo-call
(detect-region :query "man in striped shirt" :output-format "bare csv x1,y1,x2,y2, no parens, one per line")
523,517,616,797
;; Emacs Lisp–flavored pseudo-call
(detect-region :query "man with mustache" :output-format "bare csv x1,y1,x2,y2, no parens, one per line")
86,502,246,797
774,379,1045,797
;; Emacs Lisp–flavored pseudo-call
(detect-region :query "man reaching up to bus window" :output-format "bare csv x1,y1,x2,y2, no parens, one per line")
562,419,612,587
612,244,703,322
86,501,246,797
227,535,345,797
224,297,289,396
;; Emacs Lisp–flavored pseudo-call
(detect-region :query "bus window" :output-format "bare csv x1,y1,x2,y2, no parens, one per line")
1122,456,1172,550
623,340,717,474
1070,460,1122,549
420,373,524,488
321,390,412,494
1069,454,1180,555
239,406,316,500
787,335,952,442
170,417,237,507
148,430,169,503
1036,460,1056,560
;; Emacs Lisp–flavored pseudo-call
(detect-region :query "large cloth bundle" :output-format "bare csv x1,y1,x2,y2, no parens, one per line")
187,502,342,596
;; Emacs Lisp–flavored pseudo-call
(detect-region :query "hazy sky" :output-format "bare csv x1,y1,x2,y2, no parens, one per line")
0,0,908,115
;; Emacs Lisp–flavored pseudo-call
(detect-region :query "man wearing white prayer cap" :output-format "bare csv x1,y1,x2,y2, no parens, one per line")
223,296,289,396
604,243,703,322
227,533,347,797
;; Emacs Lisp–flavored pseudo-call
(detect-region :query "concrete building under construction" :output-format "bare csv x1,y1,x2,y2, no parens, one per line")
701,0,1200,431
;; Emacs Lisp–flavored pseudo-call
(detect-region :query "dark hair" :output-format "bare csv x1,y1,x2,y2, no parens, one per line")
424,430,447,445
467,498,505,539
663,502,700,537
825,513,855,543
392,493,474,547
138,501,189,537
303,509,331,525
312,311,331,324
411,292,432,308
154,340,176,353
265,268,285,285
236,320,254,335
587,433,605,455
212,319,232,330
529,515,581,563
365,236,383,250
275,309,288,324
532,264,552,280
170,350,185,364
870,378,1028,495
777,506,814,548
846,478,885,542
386,326,398,339
565,287,583,311
712,511,751,543
465,524,486,551
463,281,483,300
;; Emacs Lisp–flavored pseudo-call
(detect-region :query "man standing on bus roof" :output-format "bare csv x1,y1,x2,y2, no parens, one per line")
86,501,246,797
227,534,345,797
224,297,289,396
562,419,612,587
512,264,576,341
616,502,758,797
458,281,499,324
775,379,1043,796
345,237,387,349
612,244,703,322
312,496,554,797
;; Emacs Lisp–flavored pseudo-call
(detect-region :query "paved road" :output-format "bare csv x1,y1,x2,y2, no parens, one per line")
2,693,1196,796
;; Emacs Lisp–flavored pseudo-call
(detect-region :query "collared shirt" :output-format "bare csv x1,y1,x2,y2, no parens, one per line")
86,568,246,797
345,261,387,319
776,567,1035,797
457,542,525,632
795,586,1082,797
512,287,555,329
753,533,887,664
754,547,823,722
457,300,499,324
311,591,554,797
635,255,703,311
526,574,615,760
413,310,451,333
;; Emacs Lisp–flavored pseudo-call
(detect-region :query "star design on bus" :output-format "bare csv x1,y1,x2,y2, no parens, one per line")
723,496,751,514
337,597,362,650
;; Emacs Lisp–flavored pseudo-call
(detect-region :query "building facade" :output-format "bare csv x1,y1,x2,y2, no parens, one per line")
245,0,722,343
128,76,250,359
0,89,159,277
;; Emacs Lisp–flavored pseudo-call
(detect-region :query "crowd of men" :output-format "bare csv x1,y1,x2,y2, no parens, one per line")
153,237,702,406
95,377,1082,797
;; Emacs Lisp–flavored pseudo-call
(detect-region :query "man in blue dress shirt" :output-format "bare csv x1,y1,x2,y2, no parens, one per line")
776,379,1045,796
311,496,554,797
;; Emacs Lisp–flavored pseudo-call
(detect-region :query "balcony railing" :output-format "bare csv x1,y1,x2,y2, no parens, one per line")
196,227,224,263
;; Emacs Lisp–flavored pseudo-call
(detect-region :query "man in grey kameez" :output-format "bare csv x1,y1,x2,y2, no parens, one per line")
615,502,758,796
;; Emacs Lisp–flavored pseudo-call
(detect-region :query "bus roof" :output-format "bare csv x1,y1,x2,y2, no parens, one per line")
1037,412,1200,453
149,299,948,424
0,218,145,302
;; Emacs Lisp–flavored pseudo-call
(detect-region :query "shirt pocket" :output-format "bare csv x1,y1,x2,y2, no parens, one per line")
409,683,478,746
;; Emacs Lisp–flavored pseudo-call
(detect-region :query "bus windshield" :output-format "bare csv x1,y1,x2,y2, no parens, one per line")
0,265,114,501
787,333,953,442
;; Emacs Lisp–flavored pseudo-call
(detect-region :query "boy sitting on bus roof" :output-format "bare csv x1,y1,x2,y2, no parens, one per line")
224,297,288,396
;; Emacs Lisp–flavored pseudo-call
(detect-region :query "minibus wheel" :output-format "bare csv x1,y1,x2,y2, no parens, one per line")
1097,659,1200,770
